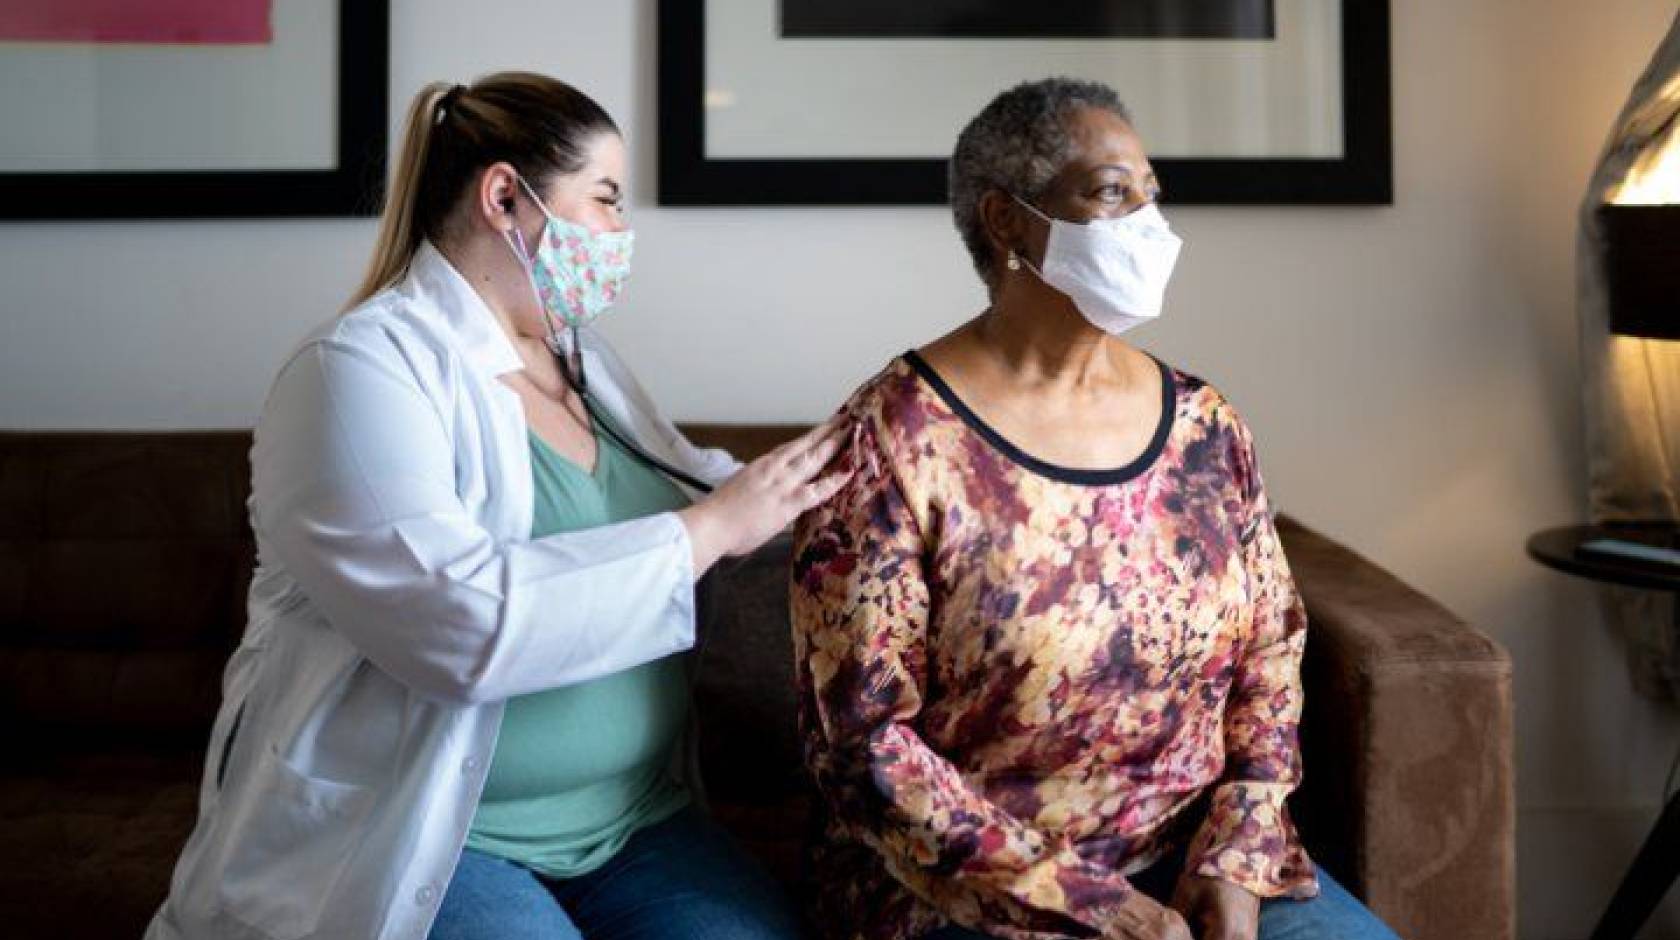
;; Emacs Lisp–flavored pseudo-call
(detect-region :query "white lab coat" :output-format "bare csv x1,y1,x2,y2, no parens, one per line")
145,242,740,940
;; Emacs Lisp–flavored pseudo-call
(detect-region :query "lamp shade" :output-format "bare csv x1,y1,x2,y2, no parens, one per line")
1598,203,1680,340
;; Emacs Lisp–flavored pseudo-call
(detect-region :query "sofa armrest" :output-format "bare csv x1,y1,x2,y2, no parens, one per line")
1278,515,1514,940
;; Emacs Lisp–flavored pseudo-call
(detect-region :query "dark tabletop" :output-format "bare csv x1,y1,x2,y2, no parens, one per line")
1527,522,1680,592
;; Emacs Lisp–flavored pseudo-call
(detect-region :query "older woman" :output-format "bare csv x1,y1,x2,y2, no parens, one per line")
791,79,1399,940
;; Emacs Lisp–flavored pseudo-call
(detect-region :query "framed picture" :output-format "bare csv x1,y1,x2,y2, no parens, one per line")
659,0,1390,206
0,0,388,220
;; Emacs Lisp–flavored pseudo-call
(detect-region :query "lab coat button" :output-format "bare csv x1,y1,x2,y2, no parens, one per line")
416,883,439,906
462,755,482,774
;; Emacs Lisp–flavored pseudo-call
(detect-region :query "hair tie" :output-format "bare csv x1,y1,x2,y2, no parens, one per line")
434,84,468,125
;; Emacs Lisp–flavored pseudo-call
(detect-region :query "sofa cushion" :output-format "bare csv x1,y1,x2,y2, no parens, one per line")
0,433,251,541
708,794,811,891
0,433,252,739
5,539,250,649
0,749,203,940
0,647,226,745
693,533,805,803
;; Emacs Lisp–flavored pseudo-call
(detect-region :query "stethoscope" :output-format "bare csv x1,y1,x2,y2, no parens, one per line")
506,197,718,497
544,323,716,495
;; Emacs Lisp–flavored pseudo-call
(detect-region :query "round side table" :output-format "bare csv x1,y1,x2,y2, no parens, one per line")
1527,522,1680,940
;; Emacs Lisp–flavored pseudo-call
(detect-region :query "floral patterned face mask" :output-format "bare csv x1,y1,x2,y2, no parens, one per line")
506,174,634,330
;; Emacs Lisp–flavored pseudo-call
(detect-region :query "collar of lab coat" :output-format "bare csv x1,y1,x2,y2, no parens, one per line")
405,240,525,380
395,239,722,494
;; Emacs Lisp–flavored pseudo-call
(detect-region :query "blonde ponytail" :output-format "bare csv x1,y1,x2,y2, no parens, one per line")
344,82,454,310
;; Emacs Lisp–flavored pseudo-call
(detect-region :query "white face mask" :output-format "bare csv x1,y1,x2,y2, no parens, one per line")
1012,195,1184,335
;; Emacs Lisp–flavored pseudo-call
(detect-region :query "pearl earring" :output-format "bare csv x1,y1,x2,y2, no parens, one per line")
1006,251,1021,272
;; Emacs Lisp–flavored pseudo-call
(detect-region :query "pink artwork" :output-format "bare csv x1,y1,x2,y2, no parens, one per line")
0,0,272,44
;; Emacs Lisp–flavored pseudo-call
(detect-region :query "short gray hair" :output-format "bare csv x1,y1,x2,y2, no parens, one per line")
949,77,1132,283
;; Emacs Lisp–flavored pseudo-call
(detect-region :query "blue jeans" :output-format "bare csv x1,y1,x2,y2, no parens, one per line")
922,861,1398,940
427,805,804,940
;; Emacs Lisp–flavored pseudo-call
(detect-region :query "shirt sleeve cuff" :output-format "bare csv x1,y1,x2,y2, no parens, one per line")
1185,783,1319,900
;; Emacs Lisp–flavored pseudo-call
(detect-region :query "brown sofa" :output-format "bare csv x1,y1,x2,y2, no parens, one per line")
0,430,1513,940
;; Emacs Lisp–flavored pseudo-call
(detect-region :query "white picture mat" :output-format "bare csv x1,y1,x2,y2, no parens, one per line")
705,0,1342,159
0,0,335,173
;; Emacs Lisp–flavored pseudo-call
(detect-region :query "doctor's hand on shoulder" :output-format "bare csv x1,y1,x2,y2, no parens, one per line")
679,416,852,575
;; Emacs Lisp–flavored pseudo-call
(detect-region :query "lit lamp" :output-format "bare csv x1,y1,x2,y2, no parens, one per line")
1598,126,1680,340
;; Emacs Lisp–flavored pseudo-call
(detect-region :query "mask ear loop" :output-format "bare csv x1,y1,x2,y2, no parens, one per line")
569,324,586,393
508,223,588,393
1013,249,1047,282
1006,193,1052,282
512,180,591,393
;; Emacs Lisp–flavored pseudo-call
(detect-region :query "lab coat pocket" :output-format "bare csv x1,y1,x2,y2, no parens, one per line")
216,745,375,939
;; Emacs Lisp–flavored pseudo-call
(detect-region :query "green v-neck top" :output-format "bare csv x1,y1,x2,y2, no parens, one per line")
465,420,694,877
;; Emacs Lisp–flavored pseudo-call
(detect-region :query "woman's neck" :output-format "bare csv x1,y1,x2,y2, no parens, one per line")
435,231,549,349
973,291,1135,393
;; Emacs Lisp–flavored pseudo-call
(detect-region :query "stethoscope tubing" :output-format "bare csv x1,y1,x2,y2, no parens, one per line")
549,331,716,495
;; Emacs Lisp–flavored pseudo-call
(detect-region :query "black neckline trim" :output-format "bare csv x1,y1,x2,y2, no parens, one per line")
902,349,1176,486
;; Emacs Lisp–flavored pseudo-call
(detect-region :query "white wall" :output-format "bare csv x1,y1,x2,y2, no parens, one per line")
3,0,1679,936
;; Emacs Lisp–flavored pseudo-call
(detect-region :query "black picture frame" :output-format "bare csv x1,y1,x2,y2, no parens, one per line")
0,0,388,220
659,0,1390,206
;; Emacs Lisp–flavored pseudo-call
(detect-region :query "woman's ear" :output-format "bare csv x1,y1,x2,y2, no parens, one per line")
476,162,522,232
978,188,1025,271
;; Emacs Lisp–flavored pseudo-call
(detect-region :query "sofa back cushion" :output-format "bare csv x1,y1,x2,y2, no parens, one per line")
0,433,253,745
0,426,812,768
692,533,805,801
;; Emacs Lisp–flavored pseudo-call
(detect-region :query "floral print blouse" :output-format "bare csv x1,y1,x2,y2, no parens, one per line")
791,352,1318,940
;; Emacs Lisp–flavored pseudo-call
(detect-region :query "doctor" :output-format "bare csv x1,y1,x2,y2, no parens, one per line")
147,73,842,940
